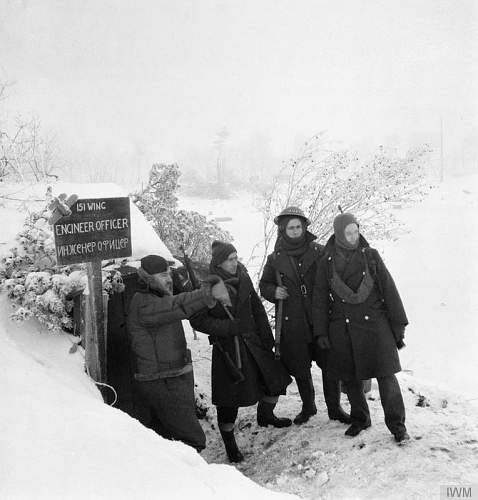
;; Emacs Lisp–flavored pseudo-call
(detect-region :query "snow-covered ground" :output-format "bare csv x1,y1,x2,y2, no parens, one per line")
1,175,478,499
0,183,295,500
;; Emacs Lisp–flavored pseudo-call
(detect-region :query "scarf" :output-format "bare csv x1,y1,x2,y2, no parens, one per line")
330,250,374,304
209,262,245,305
275,230,316,258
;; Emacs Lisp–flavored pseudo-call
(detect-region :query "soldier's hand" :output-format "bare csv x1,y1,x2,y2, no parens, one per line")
211,280,232,307
275,286,289,300
396,339,406,350
391,323,406,343
316,337,331,350
203,274,222,285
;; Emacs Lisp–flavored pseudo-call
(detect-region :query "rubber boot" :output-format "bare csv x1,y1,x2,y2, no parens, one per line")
257,400,292,428
219,428,244,463
293,376,317,425
322,370,352,424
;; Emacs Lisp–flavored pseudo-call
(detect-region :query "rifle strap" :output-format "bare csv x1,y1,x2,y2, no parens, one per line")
287,255,313,327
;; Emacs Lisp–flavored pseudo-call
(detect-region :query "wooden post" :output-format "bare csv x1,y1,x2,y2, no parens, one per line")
85,260,107,389
51,195,131,402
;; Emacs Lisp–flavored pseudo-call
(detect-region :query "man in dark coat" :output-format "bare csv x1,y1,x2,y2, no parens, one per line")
312,213,410,443
259,206,350,425
190,241,292,463
127,254,229,452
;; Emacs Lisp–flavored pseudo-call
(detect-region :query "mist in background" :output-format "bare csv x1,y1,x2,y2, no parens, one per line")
1,0,477,187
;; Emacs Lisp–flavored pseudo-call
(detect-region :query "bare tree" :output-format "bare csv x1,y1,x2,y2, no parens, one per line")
250,134,433,281
0,80,59,182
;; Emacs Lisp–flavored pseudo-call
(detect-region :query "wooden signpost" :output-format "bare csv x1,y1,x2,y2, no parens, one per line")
51,195,132,393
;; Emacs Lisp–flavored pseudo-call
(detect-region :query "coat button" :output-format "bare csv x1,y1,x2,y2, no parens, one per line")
364,315,369,320
342,299,346,303
345,318,350,324
285,316,289,321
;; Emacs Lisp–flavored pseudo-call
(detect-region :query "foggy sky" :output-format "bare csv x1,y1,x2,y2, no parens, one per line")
1,0,477,177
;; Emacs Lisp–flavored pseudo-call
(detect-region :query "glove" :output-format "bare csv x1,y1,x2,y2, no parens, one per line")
316,337,331,350
396,339,406,350
391,323,406,343
211,280,232,307
203,274,222,285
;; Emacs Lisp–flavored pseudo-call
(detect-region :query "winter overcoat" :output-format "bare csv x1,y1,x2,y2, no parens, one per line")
259,239,325,378
190,264,292,407
312,235,408,381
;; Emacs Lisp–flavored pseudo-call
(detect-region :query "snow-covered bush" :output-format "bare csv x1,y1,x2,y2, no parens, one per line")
255,135,434,276
131,163,233,262
0,199,125,333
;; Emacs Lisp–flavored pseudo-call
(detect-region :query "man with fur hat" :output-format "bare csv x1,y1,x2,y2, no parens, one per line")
127,254,229,451
312,212,410,443
259,207,350,425
190,241,292,463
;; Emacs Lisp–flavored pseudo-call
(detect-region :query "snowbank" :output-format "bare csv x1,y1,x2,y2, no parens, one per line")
0,295,296,500
378,174,478,401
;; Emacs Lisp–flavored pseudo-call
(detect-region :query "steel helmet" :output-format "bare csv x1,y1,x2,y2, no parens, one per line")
274,206,310,226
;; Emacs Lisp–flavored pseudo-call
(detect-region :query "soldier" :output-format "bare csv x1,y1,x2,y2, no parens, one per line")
312,213,410,442
259,207,350,425
190,241,292,463
127,254,229,451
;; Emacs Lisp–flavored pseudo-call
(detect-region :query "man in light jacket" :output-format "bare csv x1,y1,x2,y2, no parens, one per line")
127,254,227,451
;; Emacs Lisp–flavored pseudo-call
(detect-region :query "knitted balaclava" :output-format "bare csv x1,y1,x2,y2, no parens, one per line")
333,213,360,250
211,240,237,267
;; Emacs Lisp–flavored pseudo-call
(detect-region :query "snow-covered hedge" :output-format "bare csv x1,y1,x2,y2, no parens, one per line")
0,201,124,333
131,163,234,262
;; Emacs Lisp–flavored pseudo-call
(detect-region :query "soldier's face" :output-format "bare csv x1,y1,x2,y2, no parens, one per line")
150,269,173,294
219,252,238,275
344,223,359,245
285,218,303,239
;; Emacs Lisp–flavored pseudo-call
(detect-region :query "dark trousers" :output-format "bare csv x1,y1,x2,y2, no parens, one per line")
345,374,406,434
134,371,206,451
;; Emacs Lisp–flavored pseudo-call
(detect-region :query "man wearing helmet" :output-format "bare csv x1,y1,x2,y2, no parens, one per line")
259,207,351,425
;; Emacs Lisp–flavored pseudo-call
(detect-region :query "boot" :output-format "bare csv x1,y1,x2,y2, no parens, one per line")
219,428,244,463
294,376,317,425
257,400,292,428
344,421,371,437
322,370,352,424
394,429,410,443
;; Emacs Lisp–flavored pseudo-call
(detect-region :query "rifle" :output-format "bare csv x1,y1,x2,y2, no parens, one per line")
274,270,284,359
180,245,245,384
179,245,200,290
220,304,243,371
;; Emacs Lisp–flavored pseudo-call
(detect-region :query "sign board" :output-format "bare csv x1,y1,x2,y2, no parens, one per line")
53,197,132,265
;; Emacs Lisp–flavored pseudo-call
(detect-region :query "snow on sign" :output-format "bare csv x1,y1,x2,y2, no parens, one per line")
53,197,132,265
